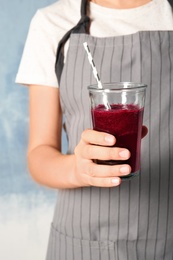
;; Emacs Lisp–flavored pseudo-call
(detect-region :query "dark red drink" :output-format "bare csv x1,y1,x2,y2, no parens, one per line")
91,104,144,178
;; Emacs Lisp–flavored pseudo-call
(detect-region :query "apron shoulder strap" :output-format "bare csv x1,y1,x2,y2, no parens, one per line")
55,0,90,85
168,0,173,7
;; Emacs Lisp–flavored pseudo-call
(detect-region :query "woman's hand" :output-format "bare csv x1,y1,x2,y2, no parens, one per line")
74,129,131,188
27,83,148,190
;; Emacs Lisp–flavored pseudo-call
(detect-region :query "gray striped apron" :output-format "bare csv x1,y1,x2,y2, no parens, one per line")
46,1,173,259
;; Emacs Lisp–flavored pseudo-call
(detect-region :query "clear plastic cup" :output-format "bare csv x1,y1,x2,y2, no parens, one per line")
88,82,147,179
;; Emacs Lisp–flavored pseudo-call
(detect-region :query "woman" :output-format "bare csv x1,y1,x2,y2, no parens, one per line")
16,0,173,259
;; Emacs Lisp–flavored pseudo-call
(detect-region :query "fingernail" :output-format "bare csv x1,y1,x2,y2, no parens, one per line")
120,166,130,175
111,178,120,185
119,150,129,158
105,135,114,144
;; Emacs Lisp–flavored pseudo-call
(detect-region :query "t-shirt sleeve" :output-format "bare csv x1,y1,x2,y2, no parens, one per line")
15,10,59,88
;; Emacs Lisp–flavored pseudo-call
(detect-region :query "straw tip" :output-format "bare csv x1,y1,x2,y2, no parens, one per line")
83,42,88,48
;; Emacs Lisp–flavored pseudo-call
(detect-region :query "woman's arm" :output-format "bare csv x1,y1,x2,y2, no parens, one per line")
27,85,131,189
27,85,79,188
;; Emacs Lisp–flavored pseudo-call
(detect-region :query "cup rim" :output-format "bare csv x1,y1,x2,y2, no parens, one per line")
88,82,147,92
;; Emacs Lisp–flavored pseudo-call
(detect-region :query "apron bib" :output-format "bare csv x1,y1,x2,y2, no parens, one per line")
46,1,173,260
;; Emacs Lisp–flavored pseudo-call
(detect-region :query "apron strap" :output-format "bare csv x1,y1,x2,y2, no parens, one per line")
55,0,90,84
168,0,173,7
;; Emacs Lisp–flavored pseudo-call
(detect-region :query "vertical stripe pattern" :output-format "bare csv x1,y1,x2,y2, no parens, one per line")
46,31,173,260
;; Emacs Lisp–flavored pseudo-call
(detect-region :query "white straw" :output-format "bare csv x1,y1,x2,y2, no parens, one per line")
83,42,110,109
83,42,103,89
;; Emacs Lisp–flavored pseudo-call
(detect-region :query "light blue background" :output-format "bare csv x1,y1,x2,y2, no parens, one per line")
0,0,67,259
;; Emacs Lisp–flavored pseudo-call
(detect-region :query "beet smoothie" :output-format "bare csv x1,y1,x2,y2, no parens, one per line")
91,104,144,176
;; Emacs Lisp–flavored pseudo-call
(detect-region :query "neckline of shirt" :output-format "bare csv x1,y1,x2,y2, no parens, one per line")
88,0,159,18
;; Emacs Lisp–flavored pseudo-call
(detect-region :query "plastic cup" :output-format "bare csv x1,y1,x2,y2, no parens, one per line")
88,82,147,179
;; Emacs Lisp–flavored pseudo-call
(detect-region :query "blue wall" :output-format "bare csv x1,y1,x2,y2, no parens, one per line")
0,1,66,259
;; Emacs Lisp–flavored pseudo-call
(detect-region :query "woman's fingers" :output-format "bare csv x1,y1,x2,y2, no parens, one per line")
83,161,131,178
81,144,130,161
74,129,132,188
83,175,122,187
81,129,116,146
80,129,130,161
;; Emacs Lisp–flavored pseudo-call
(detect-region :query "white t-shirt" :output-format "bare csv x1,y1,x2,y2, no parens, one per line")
16,0,173,88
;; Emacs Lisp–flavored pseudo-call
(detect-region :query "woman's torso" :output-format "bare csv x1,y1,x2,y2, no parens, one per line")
48,1,173,259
